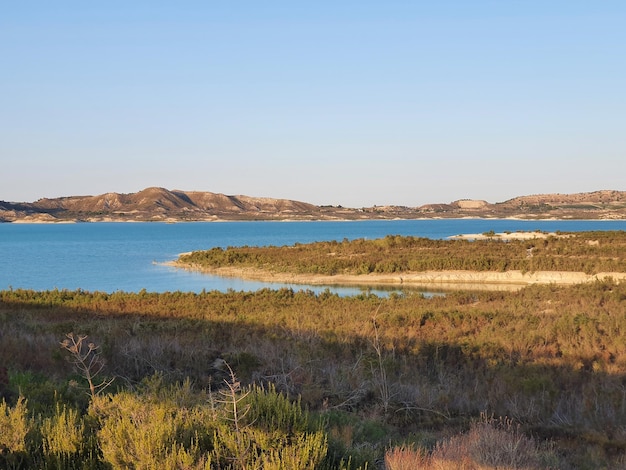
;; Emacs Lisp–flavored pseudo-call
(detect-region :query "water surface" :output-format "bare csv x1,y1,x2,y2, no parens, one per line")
1,219,624,294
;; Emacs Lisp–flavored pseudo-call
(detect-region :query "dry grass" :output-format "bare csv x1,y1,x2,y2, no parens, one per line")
2,278,626,466
385,414,553,470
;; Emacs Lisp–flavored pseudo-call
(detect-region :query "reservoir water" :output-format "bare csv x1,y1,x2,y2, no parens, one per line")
1,219,624,295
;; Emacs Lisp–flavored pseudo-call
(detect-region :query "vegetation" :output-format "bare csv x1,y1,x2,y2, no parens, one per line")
177,231,626,276
1,268,626,467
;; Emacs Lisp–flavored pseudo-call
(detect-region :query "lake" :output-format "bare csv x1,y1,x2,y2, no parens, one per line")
1,219,624,295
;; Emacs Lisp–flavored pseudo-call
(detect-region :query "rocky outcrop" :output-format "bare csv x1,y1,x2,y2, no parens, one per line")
453,199,489,210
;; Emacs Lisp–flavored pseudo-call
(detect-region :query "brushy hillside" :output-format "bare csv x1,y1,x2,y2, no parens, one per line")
2,278,626,468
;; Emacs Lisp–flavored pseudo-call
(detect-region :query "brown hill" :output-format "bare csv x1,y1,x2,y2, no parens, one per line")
491,190,626,218
499,190,625,208
0,187,324,222
34,188,198,213
1,188,625,222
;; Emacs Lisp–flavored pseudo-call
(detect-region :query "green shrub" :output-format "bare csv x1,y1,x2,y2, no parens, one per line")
39,401,107,469
212,376,329,469
41,403,85,459
91,390,213,470
0,397,31,467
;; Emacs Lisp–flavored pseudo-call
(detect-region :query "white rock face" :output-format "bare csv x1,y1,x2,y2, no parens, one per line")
455,200,488,209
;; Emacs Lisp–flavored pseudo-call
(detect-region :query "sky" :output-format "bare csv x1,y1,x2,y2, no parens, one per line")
1,1,625,207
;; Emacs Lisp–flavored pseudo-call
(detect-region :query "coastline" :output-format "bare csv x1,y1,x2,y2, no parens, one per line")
448,231,559,240
4,215,626,224
166,229,626,291
167,261,626,291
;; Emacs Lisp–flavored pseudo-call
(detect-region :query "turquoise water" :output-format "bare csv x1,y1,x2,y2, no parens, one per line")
1,219,624,294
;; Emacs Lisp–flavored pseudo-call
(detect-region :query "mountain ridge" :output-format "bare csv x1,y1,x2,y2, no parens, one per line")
1,187,625,222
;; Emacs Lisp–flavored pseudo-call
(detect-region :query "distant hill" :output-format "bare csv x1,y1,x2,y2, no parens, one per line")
1,188,625,222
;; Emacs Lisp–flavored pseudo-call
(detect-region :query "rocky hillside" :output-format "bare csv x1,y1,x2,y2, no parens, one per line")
416,190,626,219
1,188,625,222
0,187,323,222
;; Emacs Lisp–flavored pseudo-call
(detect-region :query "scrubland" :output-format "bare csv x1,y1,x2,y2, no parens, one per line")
176,230,626,276
1,231,626,469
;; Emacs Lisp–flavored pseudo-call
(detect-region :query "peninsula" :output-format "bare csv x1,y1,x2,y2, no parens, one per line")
171,230,626,290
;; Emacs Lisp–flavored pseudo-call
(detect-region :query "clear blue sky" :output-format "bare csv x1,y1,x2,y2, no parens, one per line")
2,1,624,207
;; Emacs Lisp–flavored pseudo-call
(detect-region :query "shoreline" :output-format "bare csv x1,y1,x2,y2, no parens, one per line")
448,231,559,240
167,229,625,291
4,216,626,224
166,261,626,291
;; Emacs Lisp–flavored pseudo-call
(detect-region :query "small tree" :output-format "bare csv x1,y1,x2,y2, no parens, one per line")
61,333,114,399
214,363,252,468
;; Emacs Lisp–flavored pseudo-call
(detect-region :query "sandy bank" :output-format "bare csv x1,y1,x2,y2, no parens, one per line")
167,261,626,291
449,231,559,241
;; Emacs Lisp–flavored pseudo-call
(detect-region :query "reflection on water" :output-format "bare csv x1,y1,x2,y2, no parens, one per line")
263,283,448,298
161,265,446,298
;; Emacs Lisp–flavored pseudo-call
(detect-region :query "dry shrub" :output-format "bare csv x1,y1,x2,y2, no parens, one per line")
384,445,429,469
386,413,551,470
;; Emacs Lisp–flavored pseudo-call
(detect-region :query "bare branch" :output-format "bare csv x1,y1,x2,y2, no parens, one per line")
60,333,114,399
